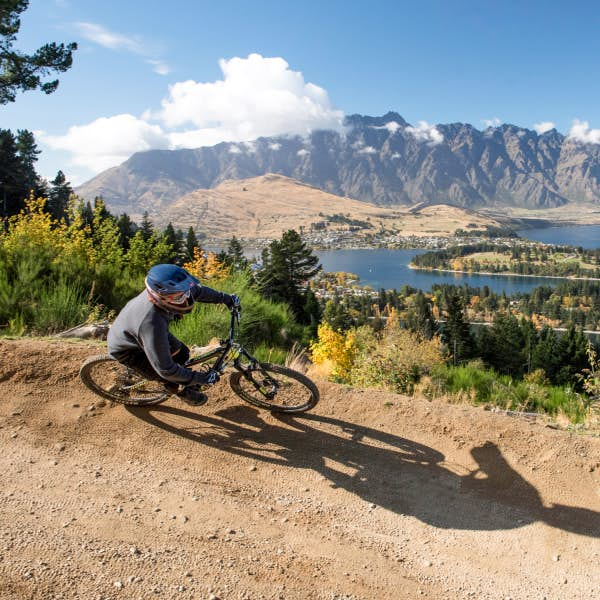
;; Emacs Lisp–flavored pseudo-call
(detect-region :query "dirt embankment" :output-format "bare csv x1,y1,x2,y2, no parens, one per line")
0,338,599,600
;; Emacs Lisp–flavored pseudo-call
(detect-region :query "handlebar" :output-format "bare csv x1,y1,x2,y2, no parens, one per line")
227,304,240,342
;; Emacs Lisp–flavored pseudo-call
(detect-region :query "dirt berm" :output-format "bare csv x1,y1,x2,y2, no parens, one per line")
0,338,599,599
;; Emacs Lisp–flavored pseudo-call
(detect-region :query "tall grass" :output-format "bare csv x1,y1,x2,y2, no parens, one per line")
426,361,590,423
0,250,95,335
33,280,92,334
171,272,303,360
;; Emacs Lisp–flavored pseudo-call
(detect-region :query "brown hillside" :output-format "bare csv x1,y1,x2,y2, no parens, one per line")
155,174,502,244
1,337,599,599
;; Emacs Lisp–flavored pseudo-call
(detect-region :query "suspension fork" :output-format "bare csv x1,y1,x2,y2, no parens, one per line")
234,351,278,399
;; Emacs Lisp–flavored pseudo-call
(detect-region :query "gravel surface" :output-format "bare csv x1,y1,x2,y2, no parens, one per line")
0,338,599,599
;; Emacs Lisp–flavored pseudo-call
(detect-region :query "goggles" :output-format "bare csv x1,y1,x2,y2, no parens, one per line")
163,289,192,305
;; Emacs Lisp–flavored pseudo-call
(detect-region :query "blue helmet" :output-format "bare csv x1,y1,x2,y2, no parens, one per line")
145,264,199,314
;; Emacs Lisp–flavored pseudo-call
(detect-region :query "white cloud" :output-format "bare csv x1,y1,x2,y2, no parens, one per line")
156,53,344,139
74,22,170,75
269,142,282,150
405,121,443,145
482,117,501,128
297,149,310,156
146,59,171,76
568,119,600,144
42,114,169,172
228,146,242,154
391,152,401,159
533,121,555,134
45,54,345,178
75,22,145,53
242,141,257,153
358,146,377,154
372,121,401,134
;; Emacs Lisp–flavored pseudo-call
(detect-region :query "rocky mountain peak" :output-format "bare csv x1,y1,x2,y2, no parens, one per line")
75,112,600,215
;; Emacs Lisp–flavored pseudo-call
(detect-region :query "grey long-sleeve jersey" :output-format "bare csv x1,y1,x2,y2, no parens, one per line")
107,285,230,384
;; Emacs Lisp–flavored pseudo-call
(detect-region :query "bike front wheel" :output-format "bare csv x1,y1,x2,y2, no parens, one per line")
79,355,170,406
229,363,319,413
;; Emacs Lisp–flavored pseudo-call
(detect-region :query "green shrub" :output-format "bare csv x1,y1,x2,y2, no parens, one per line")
349,327,445,394
427,361,590,423
171,272,304,362
32,279,92,334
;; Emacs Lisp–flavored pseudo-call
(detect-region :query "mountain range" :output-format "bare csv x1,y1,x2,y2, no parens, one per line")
76,112,600,218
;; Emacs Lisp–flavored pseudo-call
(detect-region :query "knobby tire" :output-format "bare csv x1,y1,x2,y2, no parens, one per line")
79,354,169,406
229,362,319,413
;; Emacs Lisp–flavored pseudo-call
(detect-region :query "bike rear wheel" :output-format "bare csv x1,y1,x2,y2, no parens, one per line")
229,363,319,413
79,355,170,406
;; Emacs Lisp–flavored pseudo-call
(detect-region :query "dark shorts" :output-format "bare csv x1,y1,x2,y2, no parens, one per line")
112,344,190,383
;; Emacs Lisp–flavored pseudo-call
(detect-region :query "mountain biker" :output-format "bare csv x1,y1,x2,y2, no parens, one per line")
107,263,241,406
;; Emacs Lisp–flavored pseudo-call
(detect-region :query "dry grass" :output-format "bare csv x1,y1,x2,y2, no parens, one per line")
154,174,504,244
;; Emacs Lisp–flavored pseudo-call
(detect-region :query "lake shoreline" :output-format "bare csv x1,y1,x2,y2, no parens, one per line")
408,264,600,282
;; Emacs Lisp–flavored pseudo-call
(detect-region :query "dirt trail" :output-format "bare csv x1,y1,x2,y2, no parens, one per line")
0,338,599,600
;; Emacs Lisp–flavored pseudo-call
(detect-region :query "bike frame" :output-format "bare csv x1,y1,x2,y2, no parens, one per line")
185,308,258,375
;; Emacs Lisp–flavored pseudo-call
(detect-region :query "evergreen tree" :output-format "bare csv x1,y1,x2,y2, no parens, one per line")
15,129,43,196
0,128,26,216
556,323,590,386
406,291,438,339
257,229,321,322
116,213,136,250
0,0,77,104
185,226,199,261
487,313,526,376
531,326,562,383
139,211,154,242
162,222,180,263
225,235,249,271
303,287,322,335
442,289,474,365
322,296,353,331
47,170,72,221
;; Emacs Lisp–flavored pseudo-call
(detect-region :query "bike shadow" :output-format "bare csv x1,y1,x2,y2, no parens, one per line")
127,403,600,538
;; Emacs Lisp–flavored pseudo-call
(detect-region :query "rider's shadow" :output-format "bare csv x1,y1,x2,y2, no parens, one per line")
128,403,600,538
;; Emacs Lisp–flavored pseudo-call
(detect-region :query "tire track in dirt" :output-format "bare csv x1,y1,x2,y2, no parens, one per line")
0,338,599,599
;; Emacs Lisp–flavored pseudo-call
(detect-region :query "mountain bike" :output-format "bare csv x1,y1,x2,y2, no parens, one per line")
79,306,319,413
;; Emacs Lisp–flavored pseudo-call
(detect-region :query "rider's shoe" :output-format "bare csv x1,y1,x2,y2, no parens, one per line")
177,384,208,406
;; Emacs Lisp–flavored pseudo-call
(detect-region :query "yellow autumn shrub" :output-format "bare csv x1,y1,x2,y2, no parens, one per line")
183,247,230,281
309,323,359,382
349,328,445,395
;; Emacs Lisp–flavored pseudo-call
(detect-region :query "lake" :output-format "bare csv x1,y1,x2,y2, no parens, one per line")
315,249,567,294
518,224,600,249
316,224,600,293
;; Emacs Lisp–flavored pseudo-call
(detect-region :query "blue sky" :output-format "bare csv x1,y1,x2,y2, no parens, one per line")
3,0,600,184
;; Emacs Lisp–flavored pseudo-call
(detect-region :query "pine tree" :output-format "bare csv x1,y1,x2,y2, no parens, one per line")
225,235,249,271
257,229,321,322
139,212,154,242
442,289,474,365
487,313,526,376
531,326,562,383
406,291,438,339
116,213,136,250
47,170,72,222
162,222,180,263
0,128,26,216
15,129,43,196
556,323,590,386
0,0,77,104
185,226,198,261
